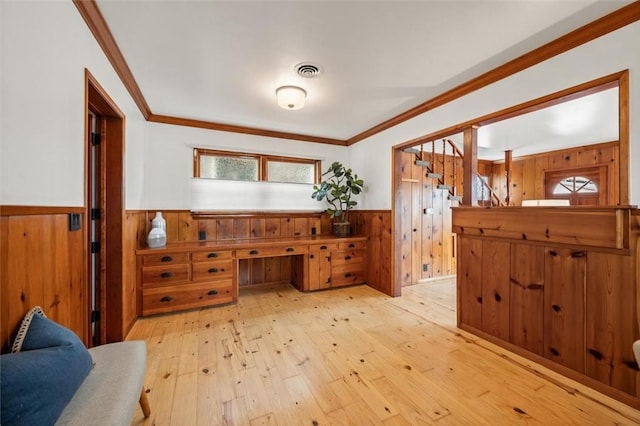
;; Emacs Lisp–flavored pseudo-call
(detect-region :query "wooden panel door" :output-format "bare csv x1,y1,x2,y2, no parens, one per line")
544,248,586,373
457,237,483,330
481,241,510,340
509,244,544,356
308,249,332,291
585,251,639,396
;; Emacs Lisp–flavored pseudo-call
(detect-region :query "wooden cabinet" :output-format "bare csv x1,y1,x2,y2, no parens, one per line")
306,242,367,291
453,207,640,408
137,236,368,315
138,249,236,316
308,243,335,291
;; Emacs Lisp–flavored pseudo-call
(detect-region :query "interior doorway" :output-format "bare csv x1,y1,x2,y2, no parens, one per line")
85,69,125,344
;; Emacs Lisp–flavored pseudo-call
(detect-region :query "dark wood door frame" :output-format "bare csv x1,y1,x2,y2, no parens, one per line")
84,69,126,344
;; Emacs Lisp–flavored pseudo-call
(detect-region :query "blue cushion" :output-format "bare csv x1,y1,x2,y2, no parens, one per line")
0,315,93,426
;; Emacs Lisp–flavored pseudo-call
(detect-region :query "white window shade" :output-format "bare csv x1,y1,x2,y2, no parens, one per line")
190,178,322,212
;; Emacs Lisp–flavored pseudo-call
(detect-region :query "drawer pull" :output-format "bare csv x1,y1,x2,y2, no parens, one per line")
588,348,604,360
207,290,219,296
348,243,355,248
207,253,218,258
160,272,173,278
320,245,327,250
310,254,315,259
344,255,351,260
345,273,352,278
286,247,295,252
160,296,173,303
161,256,173,262
250,250,259,255
208,268,219,273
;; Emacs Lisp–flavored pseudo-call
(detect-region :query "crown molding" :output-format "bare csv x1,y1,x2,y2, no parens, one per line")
148,114,346,146
73,0,152,120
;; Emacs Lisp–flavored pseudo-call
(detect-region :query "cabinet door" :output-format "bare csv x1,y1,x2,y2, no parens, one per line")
586,251,639,396
457,237,482,329
308,250,332,291
509,244,544,356
481,241,510,340
544,248,586,373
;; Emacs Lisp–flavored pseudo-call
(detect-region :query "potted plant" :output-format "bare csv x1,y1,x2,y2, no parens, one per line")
311,161,364,237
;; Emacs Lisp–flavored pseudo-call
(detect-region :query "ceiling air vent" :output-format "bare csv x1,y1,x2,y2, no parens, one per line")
295,63,323,78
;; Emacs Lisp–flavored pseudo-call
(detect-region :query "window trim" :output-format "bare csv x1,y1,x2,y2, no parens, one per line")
193,148,321,184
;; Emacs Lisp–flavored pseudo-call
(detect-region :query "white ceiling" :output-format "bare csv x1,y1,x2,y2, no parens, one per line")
96,0,627,152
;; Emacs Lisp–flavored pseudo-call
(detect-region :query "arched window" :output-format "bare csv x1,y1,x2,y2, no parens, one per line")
552,176,598,195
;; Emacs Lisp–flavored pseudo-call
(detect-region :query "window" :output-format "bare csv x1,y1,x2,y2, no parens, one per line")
552,176,598,195
194,149,320,184
474,175,491,201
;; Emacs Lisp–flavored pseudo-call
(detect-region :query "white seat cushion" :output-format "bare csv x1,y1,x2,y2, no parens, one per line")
55,341,147,426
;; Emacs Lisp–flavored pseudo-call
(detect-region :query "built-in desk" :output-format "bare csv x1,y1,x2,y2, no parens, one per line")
453,206,640,408
136,236,368,316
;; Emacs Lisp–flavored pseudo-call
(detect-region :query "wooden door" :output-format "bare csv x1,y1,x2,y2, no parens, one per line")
545,166,608,206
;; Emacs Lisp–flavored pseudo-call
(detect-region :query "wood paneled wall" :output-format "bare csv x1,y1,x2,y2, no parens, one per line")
350,210,393,296
485,141,619,206
126,210,392,292
396,150,459,289
1,212,87,352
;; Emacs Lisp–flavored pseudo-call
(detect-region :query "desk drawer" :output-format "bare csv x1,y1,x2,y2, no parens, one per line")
192,250,233,262
142,280,234,315
141,264,190,287
331,249,366,265
338,241,367,250
236,244,309,258
141,253,189,266
331,267,366,287
192,260,233,281
310,243,339,253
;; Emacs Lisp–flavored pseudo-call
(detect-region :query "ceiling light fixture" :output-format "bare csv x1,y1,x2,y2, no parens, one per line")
276,85,306,110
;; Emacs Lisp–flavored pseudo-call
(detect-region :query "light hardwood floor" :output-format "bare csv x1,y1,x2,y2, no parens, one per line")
128,280,640,425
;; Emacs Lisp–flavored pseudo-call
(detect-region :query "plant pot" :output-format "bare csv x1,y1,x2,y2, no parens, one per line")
332,222,351,238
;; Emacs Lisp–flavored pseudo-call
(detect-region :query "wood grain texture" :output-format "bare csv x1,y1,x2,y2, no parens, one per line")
457,237,483,329
128,280,640,424
1,214,87,352
481,240,510,340
509,243,545,356
586,250,639,396
544,248,586,373
453,206,627,250
455,206,640,406
488,141,620,205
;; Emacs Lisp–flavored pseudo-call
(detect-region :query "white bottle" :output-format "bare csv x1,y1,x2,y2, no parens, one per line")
147,212,167,248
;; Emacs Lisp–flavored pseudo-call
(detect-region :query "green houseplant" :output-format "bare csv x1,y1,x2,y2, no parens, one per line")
311,161,364,237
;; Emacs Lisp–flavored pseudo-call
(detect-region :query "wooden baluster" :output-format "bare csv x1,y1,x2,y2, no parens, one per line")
452,141,457,196
505,150,512,206
442,139,446,186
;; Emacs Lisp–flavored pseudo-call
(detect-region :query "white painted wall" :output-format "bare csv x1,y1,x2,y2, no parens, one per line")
2,2,637,211
143,123,349,209
1,1,146,208
350,21,640,209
